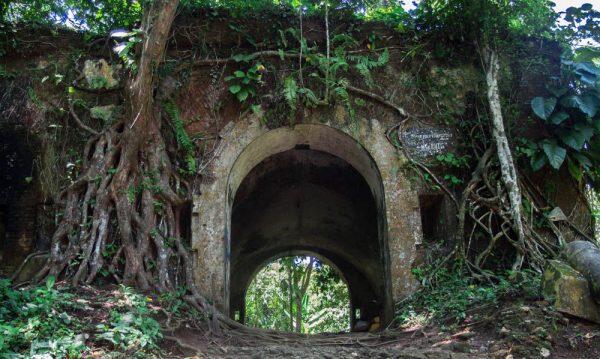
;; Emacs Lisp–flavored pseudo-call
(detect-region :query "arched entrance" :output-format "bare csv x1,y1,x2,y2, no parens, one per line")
229,145,387,326
191,115,423,326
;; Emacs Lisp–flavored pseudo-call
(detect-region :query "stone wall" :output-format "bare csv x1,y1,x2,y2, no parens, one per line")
191,106,428,324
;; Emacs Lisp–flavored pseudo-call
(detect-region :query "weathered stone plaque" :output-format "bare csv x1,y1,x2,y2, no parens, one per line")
399,125,454,159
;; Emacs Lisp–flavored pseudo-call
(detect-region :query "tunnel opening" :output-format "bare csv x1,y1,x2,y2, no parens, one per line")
419,194,444,243
229,146,388,330
244,254,351,334
0,205,5,262
0,124,36,271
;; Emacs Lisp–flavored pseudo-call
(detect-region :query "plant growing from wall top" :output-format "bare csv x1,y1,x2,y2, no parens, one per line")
526,55,600,184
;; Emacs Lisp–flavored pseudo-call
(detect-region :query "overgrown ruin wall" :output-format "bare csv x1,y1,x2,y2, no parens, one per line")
0,17,595,324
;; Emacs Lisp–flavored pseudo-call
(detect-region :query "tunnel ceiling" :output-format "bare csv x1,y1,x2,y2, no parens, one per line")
230,148,386,322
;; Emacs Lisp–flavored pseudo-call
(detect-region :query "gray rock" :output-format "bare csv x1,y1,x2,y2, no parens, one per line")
541,259,600,323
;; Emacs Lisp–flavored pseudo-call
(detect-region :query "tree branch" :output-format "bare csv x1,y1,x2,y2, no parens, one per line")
68,100,100,136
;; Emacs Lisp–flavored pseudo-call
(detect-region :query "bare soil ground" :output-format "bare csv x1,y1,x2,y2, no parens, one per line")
72,286,599,358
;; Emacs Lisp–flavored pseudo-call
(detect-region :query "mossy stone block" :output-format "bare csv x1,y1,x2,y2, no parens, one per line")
542,260,600,323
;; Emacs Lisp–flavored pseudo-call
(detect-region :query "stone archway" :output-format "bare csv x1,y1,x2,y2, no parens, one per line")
229,147,385,326
191,111,423,325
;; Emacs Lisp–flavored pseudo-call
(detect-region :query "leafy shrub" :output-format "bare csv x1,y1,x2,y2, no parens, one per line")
95,286,162,354
526,55,600,184
396,265,541,327
0,277,88,358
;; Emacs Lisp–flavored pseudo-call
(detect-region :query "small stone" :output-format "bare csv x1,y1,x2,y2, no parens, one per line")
499,327,510,336
451,341,471,353
540,348,551,358
455,331,475,340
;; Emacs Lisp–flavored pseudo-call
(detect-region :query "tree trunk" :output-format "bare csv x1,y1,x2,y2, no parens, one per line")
36,0,187,292
287,259,294,331
294,257,315,333
484,47,526,270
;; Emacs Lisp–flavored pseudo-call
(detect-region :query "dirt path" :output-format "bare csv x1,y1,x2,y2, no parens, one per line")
160,300,600,358
61,286,599,358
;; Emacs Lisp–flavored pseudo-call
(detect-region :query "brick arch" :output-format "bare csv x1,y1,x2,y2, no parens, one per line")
192,112,422,326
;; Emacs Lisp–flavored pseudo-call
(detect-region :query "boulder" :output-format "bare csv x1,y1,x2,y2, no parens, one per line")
12,253,49,284
542,260,600,323
83,59,120,89
563,240,600,302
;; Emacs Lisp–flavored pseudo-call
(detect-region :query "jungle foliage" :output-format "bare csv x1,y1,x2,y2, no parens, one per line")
245,256,350,334
0,279,162,357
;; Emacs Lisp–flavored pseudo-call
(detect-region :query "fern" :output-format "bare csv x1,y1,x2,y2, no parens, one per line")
284,77,298,110
349,48,389,88
331,34,358,50
163,100,196,174
298,87,319,107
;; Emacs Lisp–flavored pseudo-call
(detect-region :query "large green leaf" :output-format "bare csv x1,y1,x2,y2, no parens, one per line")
236,89,249,102
229,84,242,94
574,47,600,63
541,140,567,169
561,130,586,150
548,111,569,125
567,157,583,181
573,62,600,76
579,73,598,86
572,59,600,87
572,152,592,170
561,95,599,117
530,152,547,171
547,86,568,98
531,97,556,120
283,77,298,110
574,123,595,141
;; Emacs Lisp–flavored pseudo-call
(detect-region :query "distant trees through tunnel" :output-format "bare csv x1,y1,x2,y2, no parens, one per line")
244,255,350,334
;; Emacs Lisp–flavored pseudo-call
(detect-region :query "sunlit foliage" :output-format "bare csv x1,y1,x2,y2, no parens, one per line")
245,256,350,333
